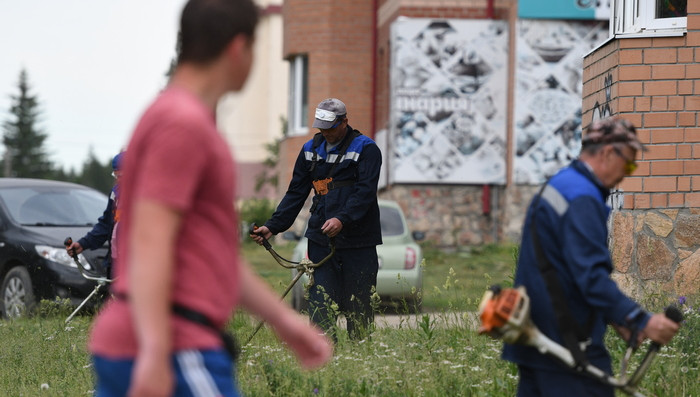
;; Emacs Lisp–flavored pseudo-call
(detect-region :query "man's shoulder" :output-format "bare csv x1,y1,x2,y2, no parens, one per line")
348,132,378,152
133,88,215,144
302,135,320,152
550,167,602,203
143,88,211,127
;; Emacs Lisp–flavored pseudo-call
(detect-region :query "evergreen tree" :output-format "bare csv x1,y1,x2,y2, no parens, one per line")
2,69,54,178
77,147,113,195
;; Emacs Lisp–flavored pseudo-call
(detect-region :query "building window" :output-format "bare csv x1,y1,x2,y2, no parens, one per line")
612,0,687,37
288,55,308,136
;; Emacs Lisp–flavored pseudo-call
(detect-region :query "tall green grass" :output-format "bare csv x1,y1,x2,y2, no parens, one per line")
0,244,697,396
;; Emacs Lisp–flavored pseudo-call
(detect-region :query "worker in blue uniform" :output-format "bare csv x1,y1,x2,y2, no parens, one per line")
251,98,382,341
503,117,679,397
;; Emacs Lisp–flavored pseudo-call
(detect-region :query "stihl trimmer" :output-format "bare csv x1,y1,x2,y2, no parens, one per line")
478,285,682,397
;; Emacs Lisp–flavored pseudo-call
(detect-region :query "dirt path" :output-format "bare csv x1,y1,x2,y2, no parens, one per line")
373,311,479,330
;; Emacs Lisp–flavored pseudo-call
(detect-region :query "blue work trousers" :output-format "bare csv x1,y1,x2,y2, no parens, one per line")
307,240,378,341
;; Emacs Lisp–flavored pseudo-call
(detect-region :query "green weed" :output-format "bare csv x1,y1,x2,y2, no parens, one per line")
0,244,697,396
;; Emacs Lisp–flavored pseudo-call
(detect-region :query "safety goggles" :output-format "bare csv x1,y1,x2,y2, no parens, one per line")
612,146,638,174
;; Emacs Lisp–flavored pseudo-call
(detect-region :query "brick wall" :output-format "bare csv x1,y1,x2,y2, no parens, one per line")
280,0,375,194
583,9,700,210
582,2,700,299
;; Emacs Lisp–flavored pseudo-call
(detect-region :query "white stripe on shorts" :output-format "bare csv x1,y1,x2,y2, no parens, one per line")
176,350,221,397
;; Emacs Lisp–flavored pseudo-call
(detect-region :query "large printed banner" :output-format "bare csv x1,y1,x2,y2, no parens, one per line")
519,0,611,20
390,19,509,184
513,20,608,184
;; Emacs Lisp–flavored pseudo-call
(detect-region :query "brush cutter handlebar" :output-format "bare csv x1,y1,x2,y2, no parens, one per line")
63,237,112,283
245,223,336,344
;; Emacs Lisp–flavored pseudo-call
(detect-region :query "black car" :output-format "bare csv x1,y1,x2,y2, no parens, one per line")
0,178,109,319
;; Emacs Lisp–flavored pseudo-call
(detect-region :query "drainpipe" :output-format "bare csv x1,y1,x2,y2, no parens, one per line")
482,0,495,217
482,184,491,215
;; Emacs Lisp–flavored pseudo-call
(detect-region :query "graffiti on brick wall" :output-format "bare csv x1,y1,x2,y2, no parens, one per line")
592,73,613,122
513,20,608,184
390,18,509,184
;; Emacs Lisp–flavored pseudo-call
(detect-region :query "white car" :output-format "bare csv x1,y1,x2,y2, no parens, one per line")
285,199,424,312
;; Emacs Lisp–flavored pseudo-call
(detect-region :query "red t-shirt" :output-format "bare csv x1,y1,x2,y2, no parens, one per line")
89,87,240,358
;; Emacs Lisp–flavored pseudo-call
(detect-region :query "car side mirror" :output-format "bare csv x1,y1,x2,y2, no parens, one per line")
412,231,425,241
282,231,301,241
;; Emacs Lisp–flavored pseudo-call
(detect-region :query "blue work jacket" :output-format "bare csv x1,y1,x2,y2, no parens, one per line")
78,186,116,268
503,160,650,372
265,126,382,249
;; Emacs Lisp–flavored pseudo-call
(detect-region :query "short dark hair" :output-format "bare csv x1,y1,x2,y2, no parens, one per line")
177,0,259,64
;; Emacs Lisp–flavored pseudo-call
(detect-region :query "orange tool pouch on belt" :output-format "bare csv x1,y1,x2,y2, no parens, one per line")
312,178,333,195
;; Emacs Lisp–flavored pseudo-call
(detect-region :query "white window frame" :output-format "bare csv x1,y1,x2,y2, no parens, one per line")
287,55,308,137
612,0,686,38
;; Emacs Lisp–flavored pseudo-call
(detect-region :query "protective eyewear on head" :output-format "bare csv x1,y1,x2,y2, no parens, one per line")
328,118,344,129
612,146,638,174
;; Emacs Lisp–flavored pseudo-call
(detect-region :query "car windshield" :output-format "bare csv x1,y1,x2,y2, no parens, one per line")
0,186,107,226
380,206,405,237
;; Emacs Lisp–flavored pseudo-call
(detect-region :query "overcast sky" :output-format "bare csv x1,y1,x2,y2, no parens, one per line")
0,0,188,171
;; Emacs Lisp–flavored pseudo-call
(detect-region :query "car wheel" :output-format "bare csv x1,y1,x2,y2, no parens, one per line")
290,277,309,313
1,266,36,319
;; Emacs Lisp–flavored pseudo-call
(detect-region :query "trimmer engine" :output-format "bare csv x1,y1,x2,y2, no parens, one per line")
478,285,535,345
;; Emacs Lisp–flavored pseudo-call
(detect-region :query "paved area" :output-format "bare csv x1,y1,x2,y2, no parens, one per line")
373,311,479,330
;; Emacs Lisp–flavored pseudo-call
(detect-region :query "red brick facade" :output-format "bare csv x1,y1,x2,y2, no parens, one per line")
582,2,700,298
280,0,375,193
583,3,700,210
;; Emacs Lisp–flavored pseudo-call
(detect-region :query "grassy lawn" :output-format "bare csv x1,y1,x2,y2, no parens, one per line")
418,243,517,311
240,240,519,312
0,242,697,396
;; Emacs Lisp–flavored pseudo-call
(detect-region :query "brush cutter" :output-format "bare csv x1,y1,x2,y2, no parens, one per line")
63,237,114,324
478,285,682,397
245,224,335,344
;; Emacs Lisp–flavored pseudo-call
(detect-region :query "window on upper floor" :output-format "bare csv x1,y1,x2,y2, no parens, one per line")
612,0,687,37
287,55,308,137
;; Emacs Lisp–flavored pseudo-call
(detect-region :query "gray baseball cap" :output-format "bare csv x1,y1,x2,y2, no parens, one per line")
312,98,347,129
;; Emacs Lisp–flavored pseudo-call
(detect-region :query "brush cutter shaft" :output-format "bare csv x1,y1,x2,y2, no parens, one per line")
245,225,336,344
63,236,113,324
528,330,643,396
478,286,683,397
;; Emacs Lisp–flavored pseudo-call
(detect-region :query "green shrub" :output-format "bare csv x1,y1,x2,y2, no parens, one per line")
238,198,277,231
